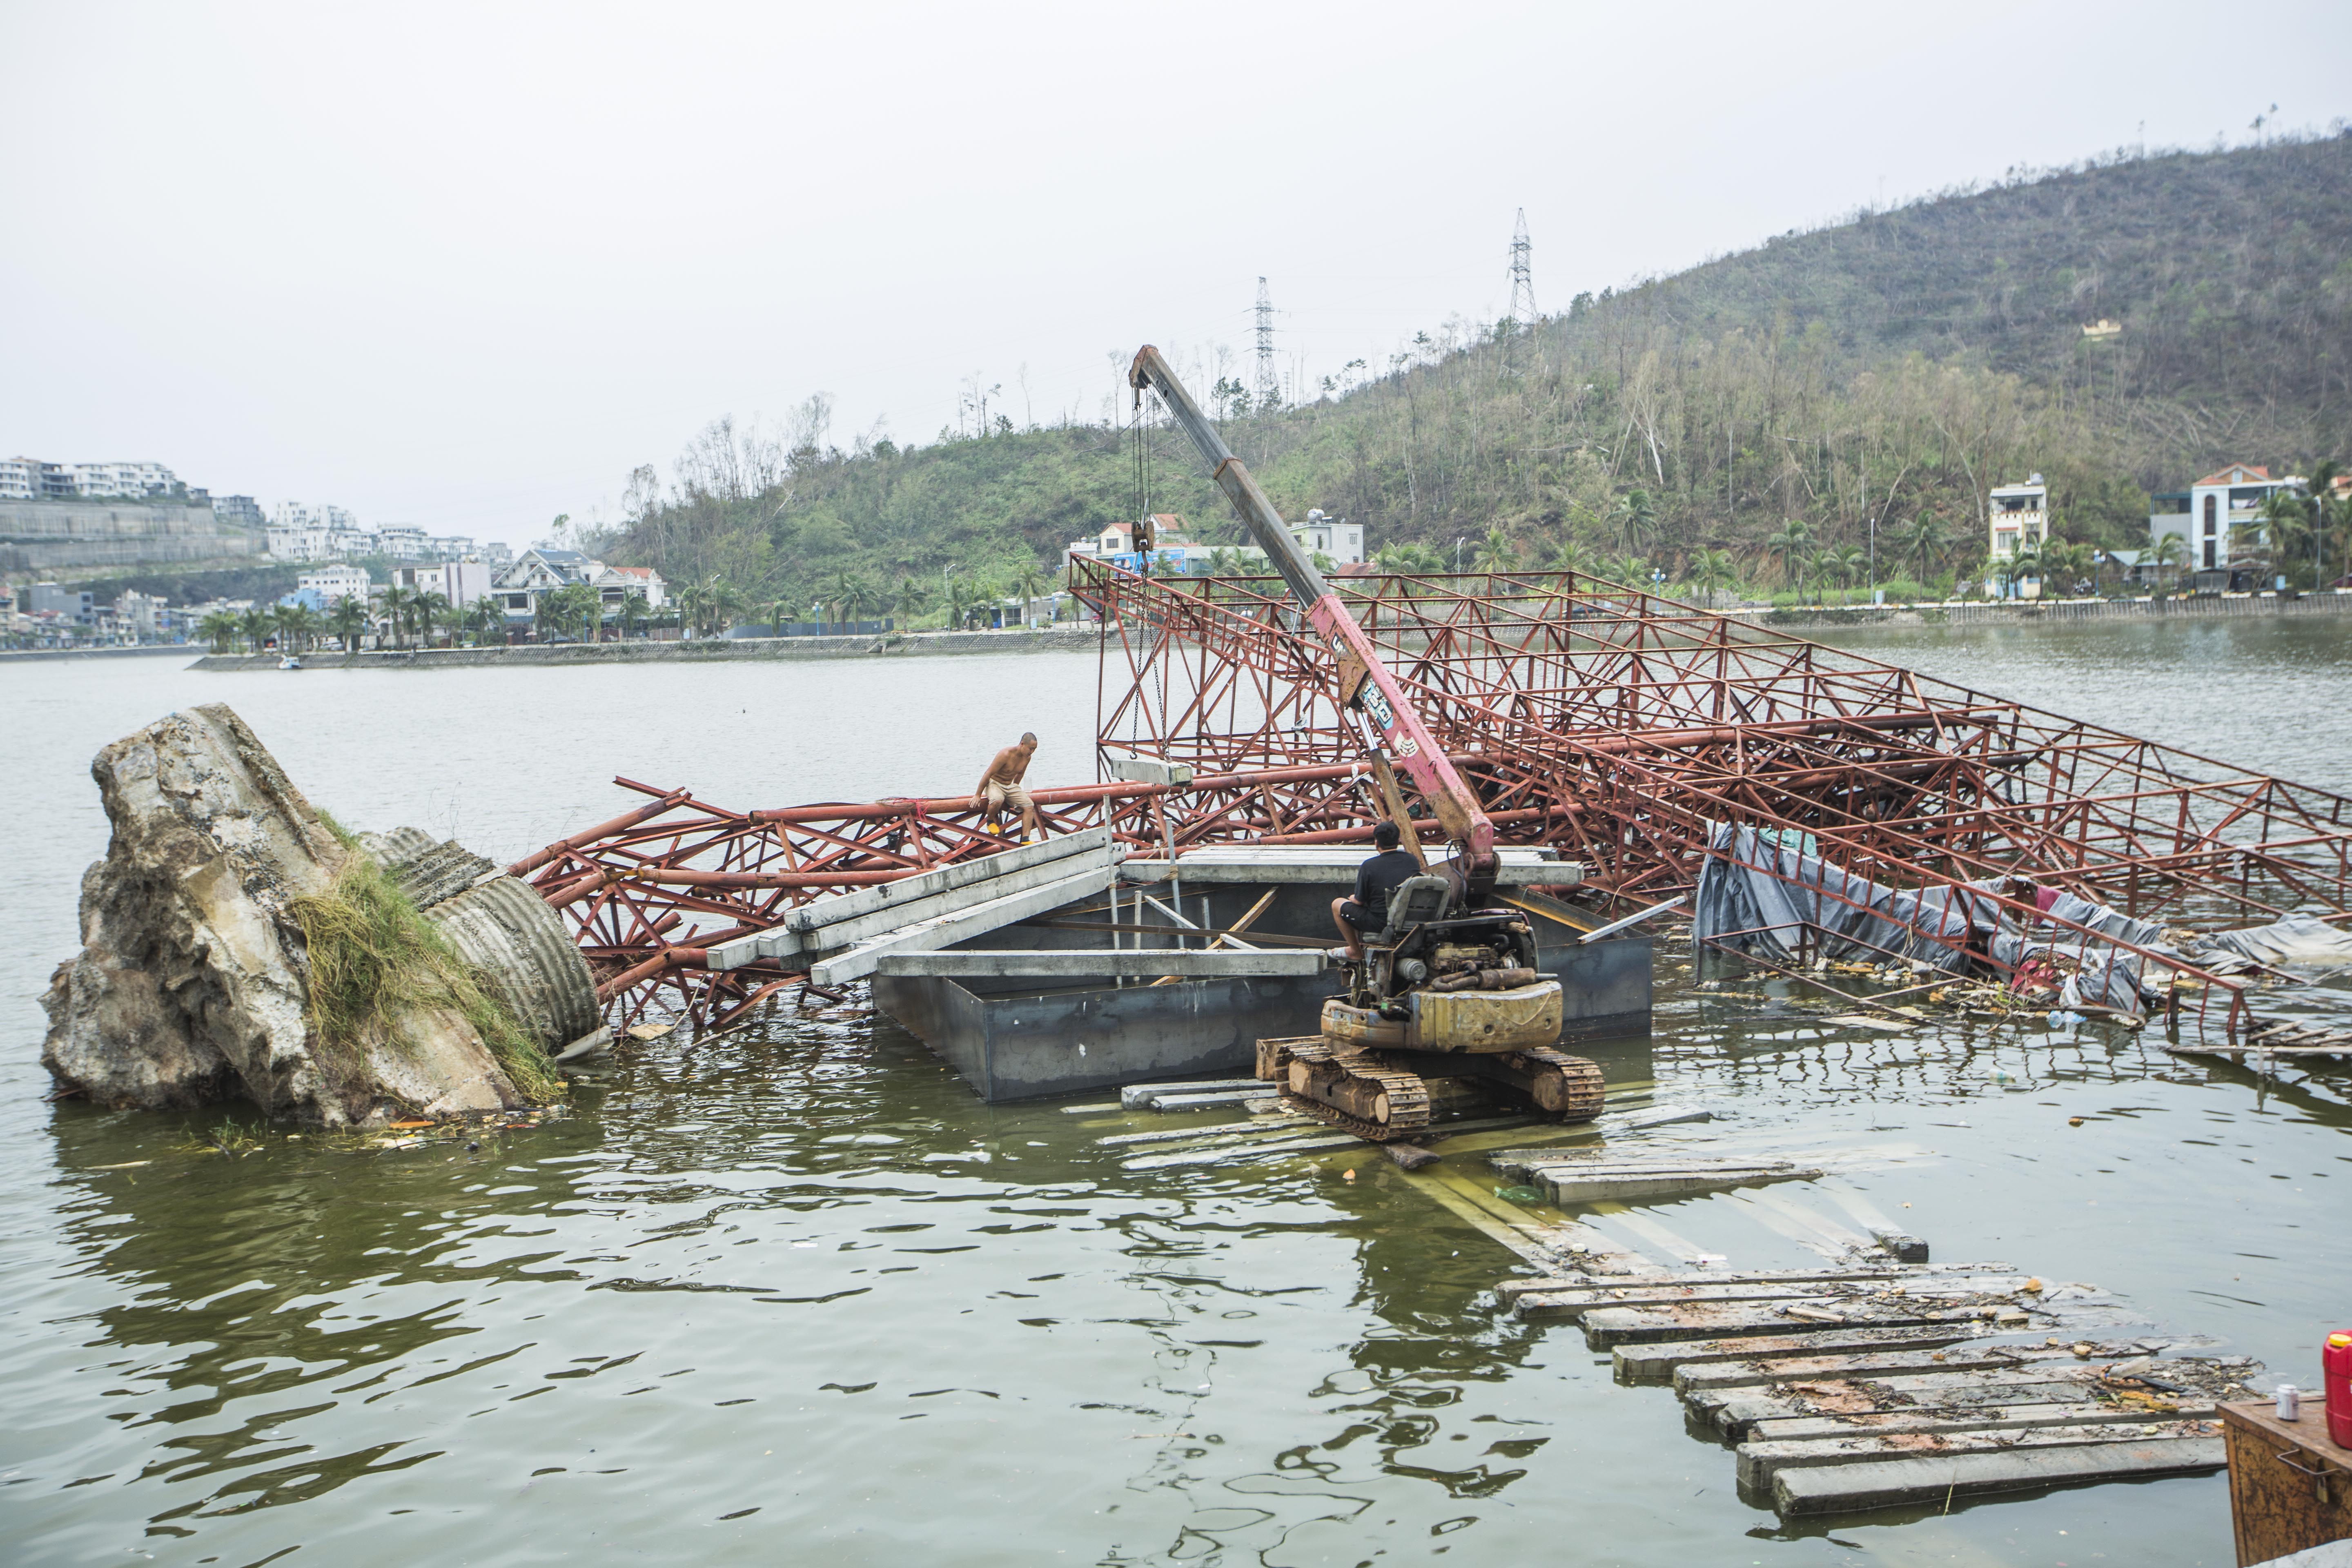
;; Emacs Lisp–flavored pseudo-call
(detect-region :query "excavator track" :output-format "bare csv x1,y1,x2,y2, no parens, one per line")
1505,1047,1606,1123
1281,1037,1432,1143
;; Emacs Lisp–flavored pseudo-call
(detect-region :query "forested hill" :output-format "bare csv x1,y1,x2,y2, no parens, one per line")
598,133,2352,615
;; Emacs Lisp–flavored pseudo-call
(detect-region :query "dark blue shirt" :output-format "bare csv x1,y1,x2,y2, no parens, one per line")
1353,849,1423,918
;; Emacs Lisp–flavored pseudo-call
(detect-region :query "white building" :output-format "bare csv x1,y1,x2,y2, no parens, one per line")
273,501,357,531
2150,463,2306,584
428,534,475,560
389,561,492,607
72,462,177,497
490,549,665,625
297,565,373,607
1987,476,2048,564
480,541,513,567
1291,508,1364,565
377,525,429,561
595,563,666,610
212,494,265,529
266,525,332,561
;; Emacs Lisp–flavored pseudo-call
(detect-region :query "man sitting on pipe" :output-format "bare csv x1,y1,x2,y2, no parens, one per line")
1331,820,1420,964
972,732,1051,842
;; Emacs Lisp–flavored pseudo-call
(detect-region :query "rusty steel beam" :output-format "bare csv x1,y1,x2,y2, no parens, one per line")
525,559,2352,1029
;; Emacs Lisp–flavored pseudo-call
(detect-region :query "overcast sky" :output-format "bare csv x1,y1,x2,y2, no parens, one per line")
5,2,2348,549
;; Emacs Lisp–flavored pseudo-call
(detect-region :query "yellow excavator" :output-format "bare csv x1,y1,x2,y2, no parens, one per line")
1126,346,1605,1143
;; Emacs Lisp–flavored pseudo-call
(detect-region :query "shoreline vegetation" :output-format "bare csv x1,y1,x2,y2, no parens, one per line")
163,588,2352,672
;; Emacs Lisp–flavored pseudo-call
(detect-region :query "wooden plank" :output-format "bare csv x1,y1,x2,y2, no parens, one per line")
1584,1297,2010,1349
808,864,1112,985
1704,1374,2138,1441
1770,1436,2226,1516
1499,1262,2002,1302
1615,1324,1999,1384
1749,1398,2218,1444
871,947,1323,977
1670,1339,2171,1396
1517,1282,1836,1321
1121,1132,1367,1171
1539,1165,1824,1204
1098,1115,1310,1147
1742,1418,2222,1492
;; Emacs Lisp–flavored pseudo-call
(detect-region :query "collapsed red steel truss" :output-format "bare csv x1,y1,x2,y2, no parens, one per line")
1075,561,2352,1028
516,561,2352,1029
506,762,1421,1030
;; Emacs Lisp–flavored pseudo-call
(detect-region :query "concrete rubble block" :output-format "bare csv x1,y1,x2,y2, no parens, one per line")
40,703,579,1126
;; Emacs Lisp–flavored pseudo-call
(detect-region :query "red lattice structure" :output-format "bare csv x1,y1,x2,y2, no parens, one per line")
515,561,2352,1031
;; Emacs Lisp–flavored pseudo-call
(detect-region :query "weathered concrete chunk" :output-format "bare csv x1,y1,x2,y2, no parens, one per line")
40,704,578,1126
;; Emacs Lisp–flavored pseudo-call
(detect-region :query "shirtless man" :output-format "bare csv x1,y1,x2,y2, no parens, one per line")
973,733,1050,840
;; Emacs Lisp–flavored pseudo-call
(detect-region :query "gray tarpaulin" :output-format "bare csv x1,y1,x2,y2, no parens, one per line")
1694,825,2165,1013
1690,823,1993,973
1694,822,2352,1016
2190,913,2352,969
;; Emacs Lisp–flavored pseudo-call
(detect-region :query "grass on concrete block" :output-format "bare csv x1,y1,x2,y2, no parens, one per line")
290,853,567,1106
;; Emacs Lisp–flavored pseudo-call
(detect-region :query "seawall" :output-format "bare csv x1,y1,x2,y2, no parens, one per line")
1745,589,2352,631
189,624,1107,672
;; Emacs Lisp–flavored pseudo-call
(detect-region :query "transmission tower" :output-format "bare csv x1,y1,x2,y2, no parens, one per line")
1253,276,1278,410
1508,209,1537,327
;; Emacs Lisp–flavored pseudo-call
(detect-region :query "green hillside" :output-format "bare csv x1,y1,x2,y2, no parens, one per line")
599,133,2352,616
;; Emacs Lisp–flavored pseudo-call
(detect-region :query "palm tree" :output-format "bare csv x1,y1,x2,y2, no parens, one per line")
2149,532,2188,592
2258,490,2310,586
1687,547,1737,604
617,592,651,641
1764,520,1813,589
327,597,369,652
1833,545,1866,601
274,602,321,653
1608,489,1657,553
199,609,238,654
1602,553,1650,589
896,576,931,626
1899,513,1947,586
238,606,275,653
413,591,452,648
379,585,412,650
466,599,506,647
1472,526,1520,574
1013,563,1048,626
946,575,985,630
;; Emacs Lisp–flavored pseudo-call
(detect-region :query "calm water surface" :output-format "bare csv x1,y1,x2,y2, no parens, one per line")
3,624,2348,1567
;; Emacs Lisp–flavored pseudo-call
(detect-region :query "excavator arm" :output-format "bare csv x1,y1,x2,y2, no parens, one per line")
1126,344,1498,884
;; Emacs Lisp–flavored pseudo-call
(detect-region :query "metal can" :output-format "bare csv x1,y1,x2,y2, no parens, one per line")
2276,1383,2301,1421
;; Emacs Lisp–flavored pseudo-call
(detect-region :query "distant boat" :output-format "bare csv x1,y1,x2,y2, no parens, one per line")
278,655,303,670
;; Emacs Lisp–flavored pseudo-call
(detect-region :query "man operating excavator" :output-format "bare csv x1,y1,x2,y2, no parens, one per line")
1330,819,1421,965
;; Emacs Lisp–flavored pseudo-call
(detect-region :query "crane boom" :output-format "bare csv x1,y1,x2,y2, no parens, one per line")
1126,344,1497,881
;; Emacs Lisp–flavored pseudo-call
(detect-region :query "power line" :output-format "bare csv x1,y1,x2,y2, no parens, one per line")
1508,209,1537,327
1253,276,1278,410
